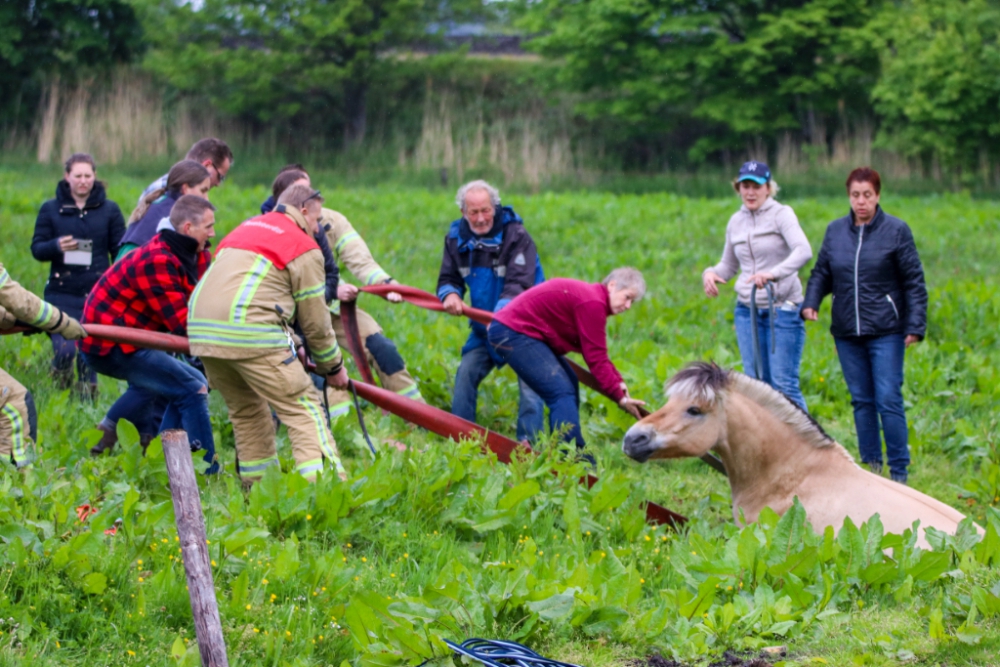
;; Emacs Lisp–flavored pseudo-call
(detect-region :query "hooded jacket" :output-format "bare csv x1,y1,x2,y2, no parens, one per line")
30,181,126,314
802,206,927,339
188,207,343,375
436,205,544,353
704,196,812,307
118,190,182,255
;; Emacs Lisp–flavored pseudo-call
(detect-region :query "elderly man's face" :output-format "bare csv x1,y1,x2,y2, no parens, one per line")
463,188,495,235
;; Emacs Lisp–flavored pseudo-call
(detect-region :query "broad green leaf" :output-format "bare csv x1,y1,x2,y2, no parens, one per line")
223,527,270,556
498,480,540,511
526,592,575,621
82,572,107,595
562,484,581,535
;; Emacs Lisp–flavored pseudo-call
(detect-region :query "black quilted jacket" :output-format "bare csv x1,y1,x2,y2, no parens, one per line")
802,206,927,339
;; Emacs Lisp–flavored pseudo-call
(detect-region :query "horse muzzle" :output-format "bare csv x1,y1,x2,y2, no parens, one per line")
622,426,659,463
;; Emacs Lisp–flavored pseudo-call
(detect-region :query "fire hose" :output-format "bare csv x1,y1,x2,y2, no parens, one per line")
3,304,693,527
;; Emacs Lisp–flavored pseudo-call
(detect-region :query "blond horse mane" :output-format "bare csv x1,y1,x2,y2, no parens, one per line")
667,362,857,464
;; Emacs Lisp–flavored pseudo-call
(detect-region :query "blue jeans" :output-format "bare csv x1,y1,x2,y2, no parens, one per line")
83,348,218,474
734,302,807,411
487,322,584,448
834,334,909,477
452,344,545,443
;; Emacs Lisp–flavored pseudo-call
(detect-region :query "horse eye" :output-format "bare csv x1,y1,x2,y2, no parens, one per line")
686,406,703,416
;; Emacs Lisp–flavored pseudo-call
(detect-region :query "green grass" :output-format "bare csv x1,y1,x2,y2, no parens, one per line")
1,164,999,666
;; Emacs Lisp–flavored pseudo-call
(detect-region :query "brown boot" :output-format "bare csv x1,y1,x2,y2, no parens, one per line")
140,433,155,456
90,424,117,456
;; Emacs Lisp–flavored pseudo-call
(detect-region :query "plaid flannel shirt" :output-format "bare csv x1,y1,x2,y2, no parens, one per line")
80,234,210,355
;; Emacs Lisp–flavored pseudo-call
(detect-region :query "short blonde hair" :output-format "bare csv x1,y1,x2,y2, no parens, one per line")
732,178,780,197
602,267,646,300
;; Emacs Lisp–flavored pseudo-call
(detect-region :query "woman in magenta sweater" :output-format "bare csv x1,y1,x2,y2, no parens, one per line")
488,268,647,455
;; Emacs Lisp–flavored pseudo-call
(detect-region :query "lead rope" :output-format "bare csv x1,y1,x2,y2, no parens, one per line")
749,282,776,380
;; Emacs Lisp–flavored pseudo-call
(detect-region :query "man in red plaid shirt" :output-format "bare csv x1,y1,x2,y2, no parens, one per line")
80,195,220,473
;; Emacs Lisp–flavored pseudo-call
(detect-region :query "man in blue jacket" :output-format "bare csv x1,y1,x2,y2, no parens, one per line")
437,180,544,442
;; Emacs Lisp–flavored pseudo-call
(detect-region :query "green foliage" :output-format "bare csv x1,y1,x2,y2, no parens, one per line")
0,0,142,124
870,0,1000,173
2,168,1000,664
519,0,882,160
133,0,481,143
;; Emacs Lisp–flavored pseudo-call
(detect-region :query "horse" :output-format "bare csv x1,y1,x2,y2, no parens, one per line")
621,362,979,548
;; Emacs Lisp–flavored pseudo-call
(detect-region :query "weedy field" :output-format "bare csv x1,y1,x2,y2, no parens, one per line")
1,165,999,667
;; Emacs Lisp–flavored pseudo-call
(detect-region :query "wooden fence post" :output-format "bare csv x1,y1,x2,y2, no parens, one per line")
161,429,229,667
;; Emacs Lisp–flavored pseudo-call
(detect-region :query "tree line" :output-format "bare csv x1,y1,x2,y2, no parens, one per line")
2,0,998,176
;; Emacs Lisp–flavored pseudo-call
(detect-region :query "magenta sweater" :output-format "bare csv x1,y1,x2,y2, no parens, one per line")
493,278,625,401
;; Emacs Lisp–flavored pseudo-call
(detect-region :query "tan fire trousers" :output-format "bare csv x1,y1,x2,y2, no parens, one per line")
0,369,33,467
327,307,423,417
201,350,345,481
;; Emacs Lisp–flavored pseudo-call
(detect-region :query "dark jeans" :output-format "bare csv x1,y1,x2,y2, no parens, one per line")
83,347,217,474
487,322,584,448
733,302,807,411
102,386,167,437
834,334,910,477
452,344,544,443
51,333,97,384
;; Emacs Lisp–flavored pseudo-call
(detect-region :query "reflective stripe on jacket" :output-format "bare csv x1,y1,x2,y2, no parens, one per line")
189,208,343,374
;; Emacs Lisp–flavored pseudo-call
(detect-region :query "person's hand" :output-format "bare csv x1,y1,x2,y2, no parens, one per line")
327,366,350,389
801,307,818,321
619,396,646,419
747,272,775,288
702,271,726,298
618,384,646,419
904,334,921,348
337,284,359,302
58,235,79,252
386,291,403,303
0,309,15,330
53,314,88,340
443,293,464,316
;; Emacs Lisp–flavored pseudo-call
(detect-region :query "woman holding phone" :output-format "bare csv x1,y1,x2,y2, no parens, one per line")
31,153,126,397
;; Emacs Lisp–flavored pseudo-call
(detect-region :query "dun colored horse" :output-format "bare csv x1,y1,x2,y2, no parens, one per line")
622,362,979,548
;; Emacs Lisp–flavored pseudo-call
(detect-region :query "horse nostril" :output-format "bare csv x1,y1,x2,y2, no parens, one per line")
623,430,651,458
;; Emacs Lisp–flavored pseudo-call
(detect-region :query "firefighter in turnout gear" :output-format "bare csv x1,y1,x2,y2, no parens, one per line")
264,168,424,421
189,185,350,482
0,262,88,467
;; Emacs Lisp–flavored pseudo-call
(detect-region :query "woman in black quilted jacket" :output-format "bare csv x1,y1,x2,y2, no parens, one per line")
802,167,927,485
30,153,126,397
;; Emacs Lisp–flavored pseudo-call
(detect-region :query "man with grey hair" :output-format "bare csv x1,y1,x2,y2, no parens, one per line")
487,269,648,460
437,179,545,442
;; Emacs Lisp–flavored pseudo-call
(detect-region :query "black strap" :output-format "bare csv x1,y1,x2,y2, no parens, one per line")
349,380,377,456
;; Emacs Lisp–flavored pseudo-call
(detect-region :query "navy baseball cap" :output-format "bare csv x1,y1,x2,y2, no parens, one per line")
737,161,771,185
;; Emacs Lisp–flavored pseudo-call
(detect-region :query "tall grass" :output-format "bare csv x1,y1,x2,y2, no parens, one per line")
16,67,1000,196
32,69,247,166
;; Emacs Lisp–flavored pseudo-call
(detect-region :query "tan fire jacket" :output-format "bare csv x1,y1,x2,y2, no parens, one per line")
0,262,70,331
188,209,343,375
323,208,395,289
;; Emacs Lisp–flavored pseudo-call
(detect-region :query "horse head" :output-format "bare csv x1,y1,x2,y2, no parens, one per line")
623,362,728,463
